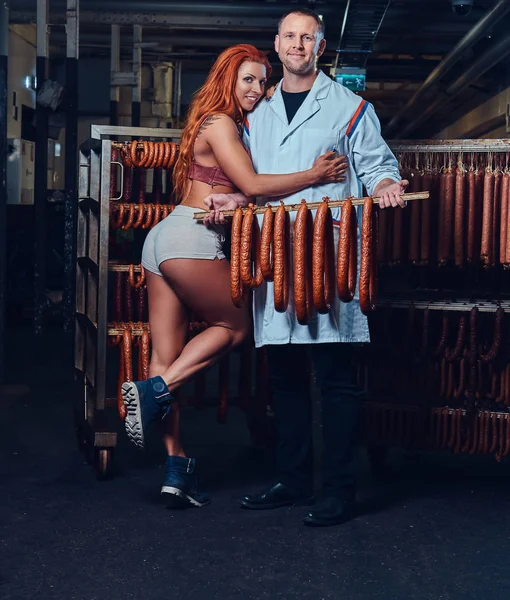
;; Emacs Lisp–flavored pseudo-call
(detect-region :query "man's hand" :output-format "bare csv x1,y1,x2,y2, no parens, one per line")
202,193,249,225
374,178,409,209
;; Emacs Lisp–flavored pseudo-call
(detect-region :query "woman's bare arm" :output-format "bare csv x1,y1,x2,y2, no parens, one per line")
204,115,347,198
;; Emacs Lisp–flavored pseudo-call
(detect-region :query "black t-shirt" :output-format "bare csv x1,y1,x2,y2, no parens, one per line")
281,89,310,124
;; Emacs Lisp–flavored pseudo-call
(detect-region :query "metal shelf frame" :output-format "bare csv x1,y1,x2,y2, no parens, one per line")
74,125,182,477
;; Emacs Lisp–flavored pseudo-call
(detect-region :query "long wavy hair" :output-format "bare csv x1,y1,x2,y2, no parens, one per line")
173,44,272,202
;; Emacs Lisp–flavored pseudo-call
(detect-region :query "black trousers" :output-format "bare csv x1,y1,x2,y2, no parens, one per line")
266,343,363,500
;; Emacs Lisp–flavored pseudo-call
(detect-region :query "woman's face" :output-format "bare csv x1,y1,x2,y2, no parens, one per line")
235,61,267,112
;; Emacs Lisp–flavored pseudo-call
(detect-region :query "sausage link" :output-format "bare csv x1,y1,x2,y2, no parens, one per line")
150,203,162,228
121,150,134,203
437,168,446,262
500,171,510,263
110,147,119,199
133,204,145,229
230,207,245,308
420,173,432,264
435,313,449,358
359,197,375,315
250,217,264,289
445,314,466,362
135,265,146,289
480,169,494,264
440,168,455,265
446,362,454,400
492,170,502,264
312,200,333,313
454,167,465,267
136,285,146,322
274,203,290,313
162,142,170,169
140,328,150,381
113,203,126,229
466,170,477,263
138,141,150,168
141,203,154,230
130,140,139,167
408,172,421,263
480,307,504,363
167,143,178,170
260,206,274,281
337,198,357,302
128,264,136,289
294,201,311,325
124,272,133,322
122,203,136,230
161,204,169,220
240,206,255,287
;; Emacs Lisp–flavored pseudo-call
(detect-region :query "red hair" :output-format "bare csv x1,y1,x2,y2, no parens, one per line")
173,44,272,202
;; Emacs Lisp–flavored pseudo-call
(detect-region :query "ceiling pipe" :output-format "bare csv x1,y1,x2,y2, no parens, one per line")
384,0,510,136
13,1,338,16
398,32,510,138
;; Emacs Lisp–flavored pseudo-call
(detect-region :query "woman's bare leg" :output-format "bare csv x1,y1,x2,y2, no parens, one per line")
145,271,188,456
158,257,250,391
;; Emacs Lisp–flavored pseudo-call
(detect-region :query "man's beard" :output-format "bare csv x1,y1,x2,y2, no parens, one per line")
282,56,314,76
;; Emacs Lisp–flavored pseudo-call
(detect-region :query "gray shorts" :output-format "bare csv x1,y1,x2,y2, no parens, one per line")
141,205,226,276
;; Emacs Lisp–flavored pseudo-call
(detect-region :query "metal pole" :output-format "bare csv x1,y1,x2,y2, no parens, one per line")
132,24,141,127
175,59,182,124
34,0,49,339
63,0,79,353
110,24,119,125
0,2,8,383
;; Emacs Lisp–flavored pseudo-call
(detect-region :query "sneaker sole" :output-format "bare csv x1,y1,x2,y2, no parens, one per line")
161,486,210,508
122,382,145,449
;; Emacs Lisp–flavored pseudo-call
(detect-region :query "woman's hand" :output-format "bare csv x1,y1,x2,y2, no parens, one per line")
265,84,278,101
202,193,249,225
312,151,349,185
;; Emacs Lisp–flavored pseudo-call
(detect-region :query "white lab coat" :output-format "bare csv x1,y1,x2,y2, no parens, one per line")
244,70,401,348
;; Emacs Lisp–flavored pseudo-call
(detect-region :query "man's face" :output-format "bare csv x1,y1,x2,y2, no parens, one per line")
275,14,326,76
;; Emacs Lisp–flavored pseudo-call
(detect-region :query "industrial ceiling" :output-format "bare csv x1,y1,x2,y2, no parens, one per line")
10,0,510,137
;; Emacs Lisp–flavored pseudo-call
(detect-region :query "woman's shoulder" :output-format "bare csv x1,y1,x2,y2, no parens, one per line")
197,113,240,138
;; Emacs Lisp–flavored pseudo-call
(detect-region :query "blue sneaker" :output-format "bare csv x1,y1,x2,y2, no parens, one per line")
161,456,211,509
122,376,173,449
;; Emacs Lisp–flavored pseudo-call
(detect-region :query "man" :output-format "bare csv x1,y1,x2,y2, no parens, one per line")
206,8,407,526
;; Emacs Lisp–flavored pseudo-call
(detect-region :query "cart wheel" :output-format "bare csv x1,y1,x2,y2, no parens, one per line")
367,445,388,477
95,448,114,480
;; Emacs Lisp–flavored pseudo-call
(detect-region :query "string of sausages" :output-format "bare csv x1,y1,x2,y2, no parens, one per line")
109,141,179,230
230,197,378,317
379,152,510,267
364,304,510,460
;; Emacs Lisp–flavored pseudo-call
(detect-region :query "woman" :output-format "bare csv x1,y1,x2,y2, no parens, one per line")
122,44,347,508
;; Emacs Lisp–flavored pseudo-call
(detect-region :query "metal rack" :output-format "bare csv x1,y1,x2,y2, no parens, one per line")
75,125,182,478
361,139,510,465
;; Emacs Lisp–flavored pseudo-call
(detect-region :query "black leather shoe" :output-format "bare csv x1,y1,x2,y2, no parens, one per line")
303,497,355,527
239,483,314,510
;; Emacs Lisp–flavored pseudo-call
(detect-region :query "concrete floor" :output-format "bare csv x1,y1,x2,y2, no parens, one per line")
2,332,510,600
